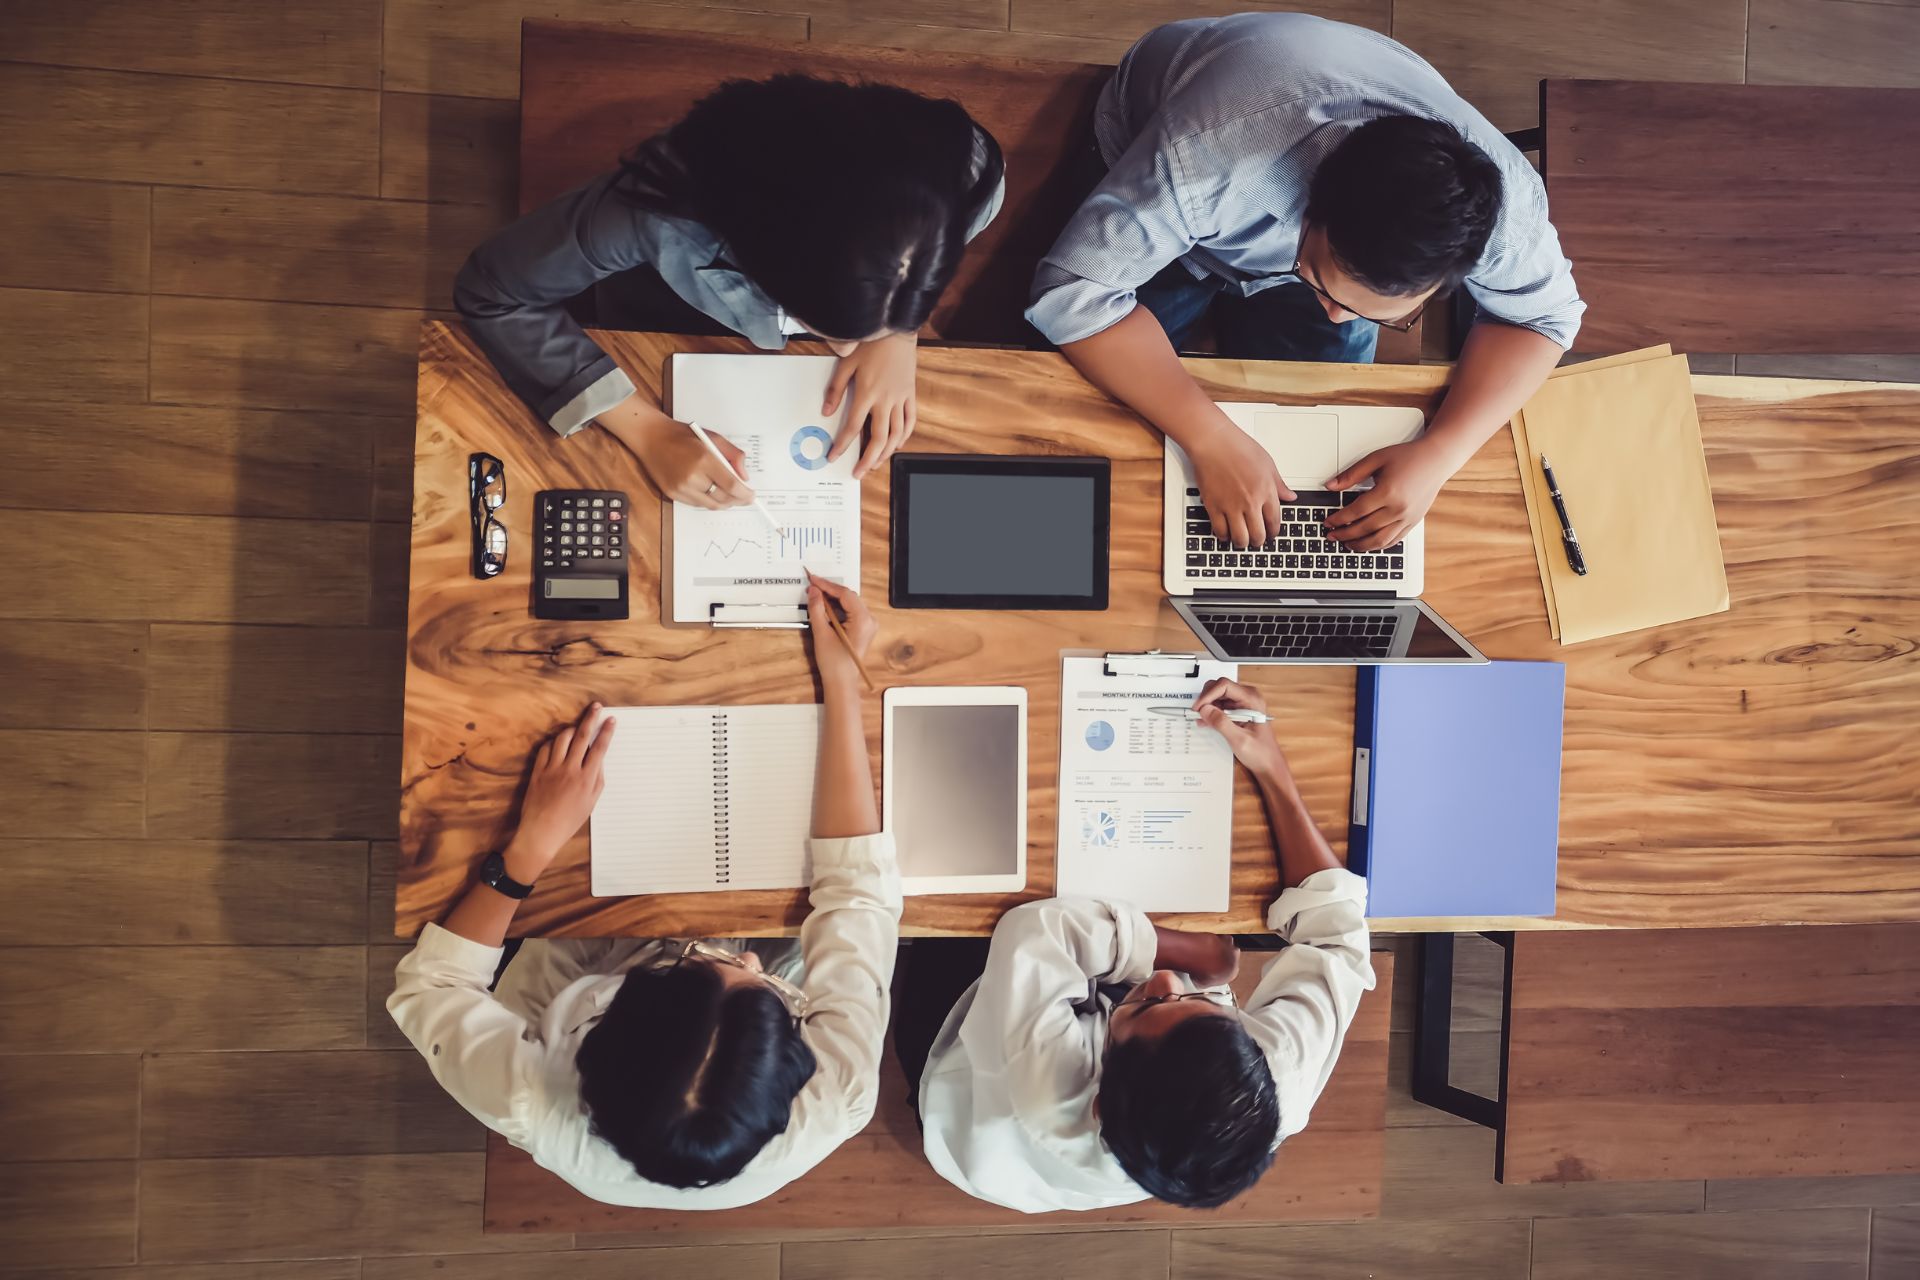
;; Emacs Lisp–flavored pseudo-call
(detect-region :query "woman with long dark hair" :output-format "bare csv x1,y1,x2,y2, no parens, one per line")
389,575,899,1207
455,75,1005,503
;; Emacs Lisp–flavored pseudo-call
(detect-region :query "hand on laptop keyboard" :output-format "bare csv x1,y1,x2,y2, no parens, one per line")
1324,439,1447,552
1183,489,1405,582
1185,425,1296,546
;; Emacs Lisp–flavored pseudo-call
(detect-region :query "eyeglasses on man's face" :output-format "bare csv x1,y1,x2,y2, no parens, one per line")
1113,987,1236,1014
1288,254,1430,333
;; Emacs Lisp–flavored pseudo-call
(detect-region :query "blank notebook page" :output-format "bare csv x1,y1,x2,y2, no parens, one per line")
591,704,820,896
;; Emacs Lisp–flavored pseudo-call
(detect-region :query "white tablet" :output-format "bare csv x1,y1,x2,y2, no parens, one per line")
883,685,1028,895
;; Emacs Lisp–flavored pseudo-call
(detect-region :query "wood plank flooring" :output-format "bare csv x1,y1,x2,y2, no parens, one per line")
1,2,1915,1276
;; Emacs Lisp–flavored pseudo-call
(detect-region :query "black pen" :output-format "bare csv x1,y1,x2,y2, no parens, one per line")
1539,454,1588,576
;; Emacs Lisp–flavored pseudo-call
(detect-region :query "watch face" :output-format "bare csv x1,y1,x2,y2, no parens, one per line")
480,851,530,899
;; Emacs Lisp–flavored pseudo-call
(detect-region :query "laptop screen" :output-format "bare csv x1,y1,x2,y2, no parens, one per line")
1185,601,1481,664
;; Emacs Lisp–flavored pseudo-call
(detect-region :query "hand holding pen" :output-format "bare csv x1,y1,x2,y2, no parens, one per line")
1190,677,1291,782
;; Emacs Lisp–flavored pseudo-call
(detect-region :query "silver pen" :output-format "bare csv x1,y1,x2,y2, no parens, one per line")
1149,705,1273,724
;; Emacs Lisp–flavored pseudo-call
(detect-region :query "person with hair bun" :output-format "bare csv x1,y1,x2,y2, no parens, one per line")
456,75,1005,502
388,575,897,1208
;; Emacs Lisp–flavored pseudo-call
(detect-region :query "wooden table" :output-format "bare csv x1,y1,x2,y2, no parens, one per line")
399,322,1920,938
1542,79,1920,355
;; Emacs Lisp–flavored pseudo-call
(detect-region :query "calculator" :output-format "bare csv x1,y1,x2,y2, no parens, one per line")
533,489,630,621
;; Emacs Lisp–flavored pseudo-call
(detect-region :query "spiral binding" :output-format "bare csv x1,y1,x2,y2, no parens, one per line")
713,713,731,886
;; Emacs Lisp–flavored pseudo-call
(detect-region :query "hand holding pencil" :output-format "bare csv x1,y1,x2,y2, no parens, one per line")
805,572,877,694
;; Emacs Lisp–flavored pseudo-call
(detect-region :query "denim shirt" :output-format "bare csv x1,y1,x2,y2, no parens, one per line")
455,142,1005,436
1027,13,1584,350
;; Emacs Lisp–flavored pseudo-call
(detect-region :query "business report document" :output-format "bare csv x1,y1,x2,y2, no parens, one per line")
668,353,860,625
1056,655,1240,913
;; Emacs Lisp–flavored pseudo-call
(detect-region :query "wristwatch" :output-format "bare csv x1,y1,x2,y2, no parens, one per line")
477,850,534,900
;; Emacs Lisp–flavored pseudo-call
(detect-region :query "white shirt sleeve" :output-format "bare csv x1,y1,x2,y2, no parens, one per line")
970,898,1158,1077
385,922,540,1145
1236,867,1376,1140
793,832,904,1132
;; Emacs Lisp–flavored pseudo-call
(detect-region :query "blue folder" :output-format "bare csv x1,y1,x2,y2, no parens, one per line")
1349,661,1566,918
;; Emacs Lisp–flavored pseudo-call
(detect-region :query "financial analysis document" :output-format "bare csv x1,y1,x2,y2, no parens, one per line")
669,353,860,624
1056,655,1240,913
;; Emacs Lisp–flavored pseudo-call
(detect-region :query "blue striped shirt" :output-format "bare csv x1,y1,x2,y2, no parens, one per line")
1027,14,1584,348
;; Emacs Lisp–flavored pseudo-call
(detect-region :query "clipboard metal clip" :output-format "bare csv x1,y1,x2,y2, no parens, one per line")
1101,650,1203,679
710,603,808,630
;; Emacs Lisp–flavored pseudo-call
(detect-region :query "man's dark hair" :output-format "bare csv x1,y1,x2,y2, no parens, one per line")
1305,115,1503,297
620,74,1004,340
1098,1014,1281,1208
575,960,816,1188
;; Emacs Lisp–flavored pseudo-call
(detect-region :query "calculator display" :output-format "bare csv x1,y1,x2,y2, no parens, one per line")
544,578,620,599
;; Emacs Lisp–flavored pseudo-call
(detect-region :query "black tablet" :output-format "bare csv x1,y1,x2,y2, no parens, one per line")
890,454,1109,610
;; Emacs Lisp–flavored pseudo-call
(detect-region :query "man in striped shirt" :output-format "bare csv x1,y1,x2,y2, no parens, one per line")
1029,13,1584,554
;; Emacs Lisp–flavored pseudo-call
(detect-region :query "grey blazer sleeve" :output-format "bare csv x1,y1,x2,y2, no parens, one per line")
452,172,653,436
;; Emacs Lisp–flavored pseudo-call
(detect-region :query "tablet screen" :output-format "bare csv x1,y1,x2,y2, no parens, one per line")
890,702,1023,880
891,457,1109,609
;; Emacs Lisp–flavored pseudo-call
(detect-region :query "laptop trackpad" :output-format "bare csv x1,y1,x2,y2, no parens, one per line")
1218,407,1341,489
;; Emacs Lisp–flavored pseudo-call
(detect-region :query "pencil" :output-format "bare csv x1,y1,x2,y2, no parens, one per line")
823,607,877,693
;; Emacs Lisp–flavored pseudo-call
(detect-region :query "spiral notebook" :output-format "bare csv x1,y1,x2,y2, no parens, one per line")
590,704,819,895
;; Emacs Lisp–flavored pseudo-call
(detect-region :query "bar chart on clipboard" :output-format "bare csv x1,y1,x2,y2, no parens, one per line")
669,354,862,623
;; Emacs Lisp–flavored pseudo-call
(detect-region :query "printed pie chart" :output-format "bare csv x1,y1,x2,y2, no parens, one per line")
1085,720,1116,751
790,425,833,471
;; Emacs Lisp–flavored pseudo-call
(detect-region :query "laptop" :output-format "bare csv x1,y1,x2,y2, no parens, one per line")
1163,403,1486,666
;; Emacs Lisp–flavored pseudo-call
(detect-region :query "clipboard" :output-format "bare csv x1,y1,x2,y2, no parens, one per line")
1055,651,1240,913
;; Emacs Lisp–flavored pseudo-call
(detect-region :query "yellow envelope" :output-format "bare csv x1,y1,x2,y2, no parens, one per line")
1511,345,1671,636
1510,352,1729,645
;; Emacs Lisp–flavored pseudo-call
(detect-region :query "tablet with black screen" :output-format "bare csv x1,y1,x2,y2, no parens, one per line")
889,455,1110,610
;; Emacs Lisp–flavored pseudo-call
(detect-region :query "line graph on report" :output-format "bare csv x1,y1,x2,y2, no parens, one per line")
703,525,839,563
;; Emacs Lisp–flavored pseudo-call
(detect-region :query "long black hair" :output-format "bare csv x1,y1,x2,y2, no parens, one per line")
619,74,1004,340
576,960,817,1188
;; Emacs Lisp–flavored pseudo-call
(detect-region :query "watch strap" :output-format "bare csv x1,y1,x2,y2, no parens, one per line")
478,850,534,900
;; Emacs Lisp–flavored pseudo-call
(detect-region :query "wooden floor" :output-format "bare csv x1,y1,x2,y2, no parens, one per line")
1,2,1916,1277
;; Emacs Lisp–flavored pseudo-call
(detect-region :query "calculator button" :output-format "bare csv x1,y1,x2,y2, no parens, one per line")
590,548,604,558
609,509,623,522
542,534,553,544
609,497,623,509
559,521,571,532
589,536,602,546
591,498,605,507
558,558,572,568
541,558,554,568
609,535,622,547
559,535,571,545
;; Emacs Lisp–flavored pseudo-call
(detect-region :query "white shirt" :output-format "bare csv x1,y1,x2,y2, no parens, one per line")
918,868,1374,1212
387,833,902,1209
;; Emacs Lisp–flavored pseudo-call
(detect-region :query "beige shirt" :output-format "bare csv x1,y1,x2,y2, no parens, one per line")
387,833,901,1209
918,869,1374,1212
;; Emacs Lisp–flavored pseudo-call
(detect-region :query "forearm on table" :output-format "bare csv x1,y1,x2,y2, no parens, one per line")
1252,766,1343,889
593,391,676,437
438,832,548,947
811,684,880,839
1421,321,1566,468
1059,306,1232,449
1152,924,1220,974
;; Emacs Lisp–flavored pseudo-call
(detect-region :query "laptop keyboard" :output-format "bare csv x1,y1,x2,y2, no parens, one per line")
1181,487,1406,582
1193,608,1399,659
